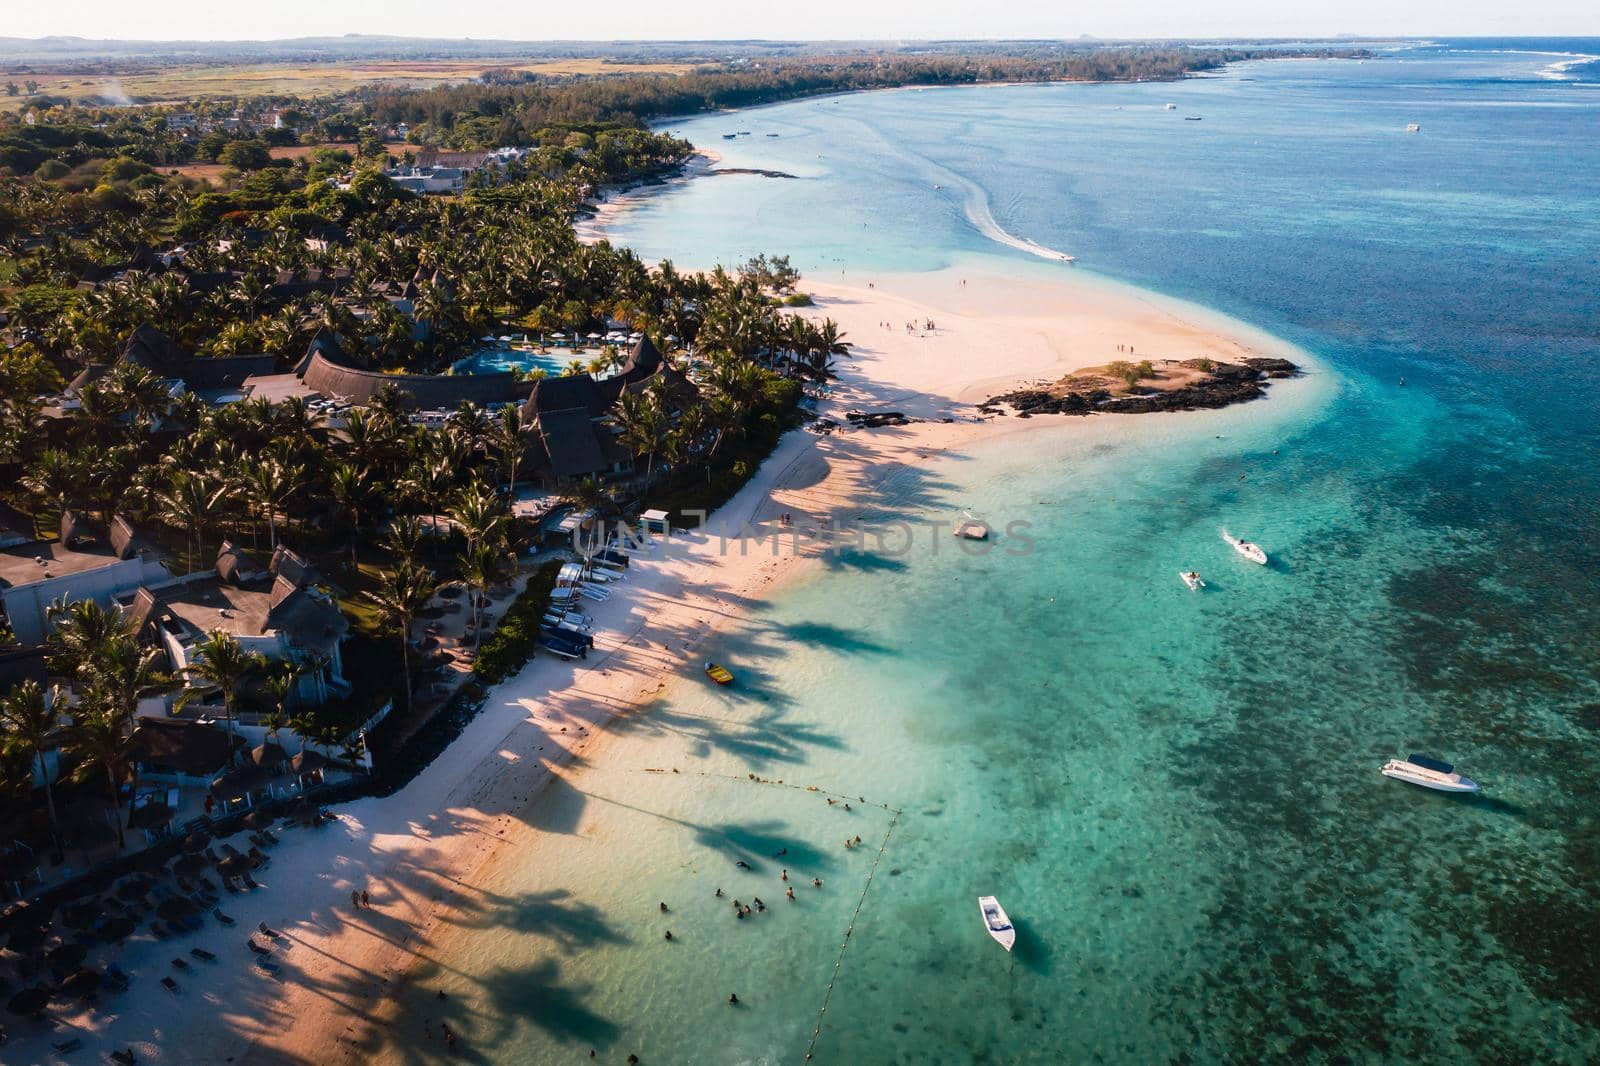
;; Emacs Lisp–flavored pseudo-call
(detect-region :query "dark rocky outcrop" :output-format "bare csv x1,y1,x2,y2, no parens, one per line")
985,358,1299,418
710,167,799,180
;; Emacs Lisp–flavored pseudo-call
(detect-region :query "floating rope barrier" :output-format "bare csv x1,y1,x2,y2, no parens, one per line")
805,805,902,1062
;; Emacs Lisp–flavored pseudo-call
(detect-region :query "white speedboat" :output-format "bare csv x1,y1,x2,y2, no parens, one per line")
978,896,1015,951
1381,754,1480,794
1222,532,1268,565
954,510,990,541
1179,570,1205,591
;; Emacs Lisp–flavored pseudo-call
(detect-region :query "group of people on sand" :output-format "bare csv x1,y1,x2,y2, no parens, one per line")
349,888,371,908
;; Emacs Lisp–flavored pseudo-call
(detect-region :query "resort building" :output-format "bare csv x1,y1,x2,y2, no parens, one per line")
385,147,532,195
126,716,246,788
127,543,352,706
66,325,279,408
520,334,699,483
0,513,167,646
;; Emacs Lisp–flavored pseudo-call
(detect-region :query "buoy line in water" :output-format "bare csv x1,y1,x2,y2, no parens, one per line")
805,805,902,1062
640,766,899,812
636,765,908,1060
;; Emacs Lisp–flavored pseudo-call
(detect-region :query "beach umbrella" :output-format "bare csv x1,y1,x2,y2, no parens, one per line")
155,898,195,922
0,899,48,936
6,922,52,953
115,878,150,902
172,853,207,878
58,968,102,1000
60,901,101,930
46,943,87,970
217,855,250,879
252,742,290,770
97,916,136,942
6,985,50,1016
291,749,328,774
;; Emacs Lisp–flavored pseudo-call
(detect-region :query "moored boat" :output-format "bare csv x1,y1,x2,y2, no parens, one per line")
1381,754,1480,793
979,896,1015,951
704,662,734,686
1179,570,1205,591
1222,532,1268,565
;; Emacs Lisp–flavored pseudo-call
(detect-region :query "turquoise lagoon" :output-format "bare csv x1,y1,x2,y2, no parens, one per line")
396,43,1600,1063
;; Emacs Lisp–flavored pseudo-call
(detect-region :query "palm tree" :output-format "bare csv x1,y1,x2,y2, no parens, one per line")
47,597,134,679
615,388,670,488
244,456,305,550
329,463,366,571
382,514,425,565
489,404,529,491
457,542,498,646
68,707,132,849
177,631,265,762
80,634,177,733
156,470,227,570
22,447,76,534
450,481,506,554
363,561,437,712
0,680,65,856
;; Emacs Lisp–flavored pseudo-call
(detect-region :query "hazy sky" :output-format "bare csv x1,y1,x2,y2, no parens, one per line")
7,1,1597,42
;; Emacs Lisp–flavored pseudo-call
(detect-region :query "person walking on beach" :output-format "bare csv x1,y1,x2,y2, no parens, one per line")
361,890,370,908
351,890,361,908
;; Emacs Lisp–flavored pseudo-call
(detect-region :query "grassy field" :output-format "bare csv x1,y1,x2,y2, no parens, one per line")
0,57,694,110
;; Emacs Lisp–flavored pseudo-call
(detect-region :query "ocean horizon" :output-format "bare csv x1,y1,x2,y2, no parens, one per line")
403,41,1600,1063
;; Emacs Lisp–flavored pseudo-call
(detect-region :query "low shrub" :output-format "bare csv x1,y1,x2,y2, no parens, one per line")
473,560,564,683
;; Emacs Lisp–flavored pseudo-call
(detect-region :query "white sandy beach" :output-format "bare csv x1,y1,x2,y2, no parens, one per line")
7,267,1306,1064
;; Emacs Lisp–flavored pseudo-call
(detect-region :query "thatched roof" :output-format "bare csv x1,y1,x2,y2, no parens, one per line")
59,510,97,549
67,364,110,395
121,325,191,378
299,341,520,409
522,374,609,422
216,541,268,586
110,515,138,560
265,578,350,657
535,408,611,480
269,545,318,587
251,741,290,769
129,718,245,778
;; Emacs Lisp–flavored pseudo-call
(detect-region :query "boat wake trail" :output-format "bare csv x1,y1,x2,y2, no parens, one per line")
950,168,1078,264
833,112,1078,264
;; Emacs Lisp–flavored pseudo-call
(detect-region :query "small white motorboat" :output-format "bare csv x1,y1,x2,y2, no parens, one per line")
1222,532,1268,565
1179,570,1205,591
954,510,990,541
1381,754,1480,794
978,895,1015,952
